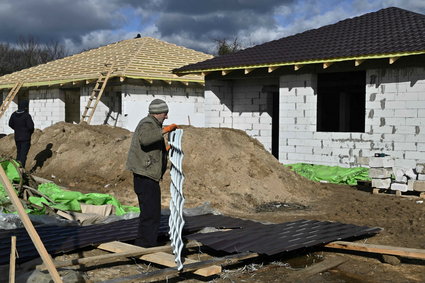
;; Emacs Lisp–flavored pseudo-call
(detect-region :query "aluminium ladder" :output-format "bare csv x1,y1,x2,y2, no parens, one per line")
0,82,23,119
80,63,115,124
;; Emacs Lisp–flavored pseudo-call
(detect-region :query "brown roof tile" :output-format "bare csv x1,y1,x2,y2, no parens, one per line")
175,7,425,73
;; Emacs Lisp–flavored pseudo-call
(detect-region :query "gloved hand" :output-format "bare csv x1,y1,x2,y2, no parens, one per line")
162,123,178,134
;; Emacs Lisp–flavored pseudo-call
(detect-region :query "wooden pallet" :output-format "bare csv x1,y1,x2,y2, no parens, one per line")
372,188,425,199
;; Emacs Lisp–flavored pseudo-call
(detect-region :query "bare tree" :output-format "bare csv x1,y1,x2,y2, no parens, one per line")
0,36,68,76
214,37,242,56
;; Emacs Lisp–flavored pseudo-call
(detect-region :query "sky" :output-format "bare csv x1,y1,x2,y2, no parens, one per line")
0,0,424,55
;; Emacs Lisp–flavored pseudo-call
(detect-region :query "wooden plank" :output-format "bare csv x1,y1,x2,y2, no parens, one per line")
9,236,16,283
0,167,63,283
38,241,200,270
141,251,221,277
285,256,346,282
325,241,425,260
101,252,258,283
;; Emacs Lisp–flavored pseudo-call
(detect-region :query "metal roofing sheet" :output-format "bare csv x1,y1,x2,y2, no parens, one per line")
0,215,380,265
188,219,381,255
175,7,425,73
0,214,261,265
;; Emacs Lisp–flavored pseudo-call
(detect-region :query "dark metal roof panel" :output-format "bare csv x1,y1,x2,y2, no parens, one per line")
175,7,425,72
0,216,380,265
0,214,261,264
188,219,381,255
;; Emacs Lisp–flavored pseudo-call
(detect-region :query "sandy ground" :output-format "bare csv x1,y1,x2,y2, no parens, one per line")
1,122,424,282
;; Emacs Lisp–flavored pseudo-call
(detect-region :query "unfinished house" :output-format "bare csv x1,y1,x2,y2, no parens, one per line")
0,37,212,134
175,7,425,168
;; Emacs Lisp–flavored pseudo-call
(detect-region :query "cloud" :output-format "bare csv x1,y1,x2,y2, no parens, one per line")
0,0,424,56
0,0,122,44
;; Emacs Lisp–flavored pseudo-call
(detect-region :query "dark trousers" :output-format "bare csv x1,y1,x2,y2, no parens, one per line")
15,140,31,168
133,173,161,247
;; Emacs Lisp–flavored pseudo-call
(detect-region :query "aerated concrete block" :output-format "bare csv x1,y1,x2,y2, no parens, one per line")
405,168,417,180
408,180,425,192
369,168,393,178
393,167,406,182
418,174,425,181
391,183,409,192
357,157,369,166
372,178,391,189
416,164,425,174
369,156,394,168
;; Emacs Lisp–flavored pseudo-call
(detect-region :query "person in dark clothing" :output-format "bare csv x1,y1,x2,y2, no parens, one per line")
8,101,34,168
126,99,177,247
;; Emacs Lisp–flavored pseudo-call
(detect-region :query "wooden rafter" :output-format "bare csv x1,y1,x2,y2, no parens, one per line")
294,64,304,71
389,56,400,64
268,66,279,73
222,70,232,76
355,59,364,66
244,68,255,74
323,62,333,69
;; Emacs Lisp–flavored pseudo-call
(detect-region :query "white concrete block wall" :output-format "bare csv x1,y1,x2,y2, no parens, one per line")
204,78,277,152
279,66,425,167
80,85,124,128
0,90,17,134
121,83,205,131
29,88,65,130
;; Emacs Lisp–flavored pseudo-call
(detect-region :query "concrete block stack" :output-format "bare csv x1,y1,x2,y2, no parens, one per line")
369,156,425,196
369,156,394,189
408,164,425,193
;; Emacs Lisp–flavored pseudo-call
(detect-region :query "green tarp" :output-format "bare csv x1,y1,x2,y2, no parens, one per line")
0,160,20,212
28,183,139,215
287,163,370,185
0,159,139,215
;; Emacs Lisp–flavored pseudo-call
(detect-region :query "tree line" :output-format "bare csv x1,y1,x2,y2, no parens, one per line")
0,36,67,76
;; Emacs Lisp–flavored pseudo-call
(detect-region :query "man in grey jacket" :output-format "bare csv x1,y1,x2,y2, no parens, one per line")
126,99,177,247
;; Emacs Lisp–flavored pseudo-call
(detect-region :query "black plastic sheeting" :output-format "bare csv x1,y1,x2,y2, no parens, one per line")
0,215,380,265
188,219,381,255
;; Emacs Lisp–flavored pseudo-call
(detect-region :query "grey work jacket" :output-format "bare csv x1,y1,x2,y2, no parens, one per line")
126,115,167,181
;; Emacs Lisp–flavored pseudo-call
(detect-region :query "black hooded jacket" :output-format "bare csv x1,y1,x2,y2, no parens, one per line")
9,110,34,142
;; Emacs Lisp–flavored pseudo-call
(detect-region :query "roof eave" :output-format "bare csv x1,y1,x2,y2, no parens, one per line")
174,50,425,75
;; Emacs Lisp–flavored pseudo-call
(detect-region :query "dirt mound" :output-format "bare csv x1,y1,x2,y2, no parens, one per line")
0,122,317,213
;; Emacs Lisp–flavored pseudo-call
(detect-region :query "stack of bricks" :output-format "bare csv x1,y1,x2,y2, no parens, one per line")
369,155,425,196
369,155,394,190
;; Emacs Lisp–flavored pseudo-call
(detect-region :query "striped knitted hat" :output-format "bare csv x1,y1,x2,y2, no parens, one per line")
149,99,169,114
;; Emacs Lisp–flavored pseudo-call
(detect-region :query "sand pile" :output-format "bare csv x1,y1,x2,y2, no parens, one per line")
0,122,315,213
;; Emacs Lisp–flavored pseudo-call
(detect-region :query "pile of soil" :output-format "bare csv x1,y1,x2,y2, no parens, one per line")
1,122,425,282
0,122,317,214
